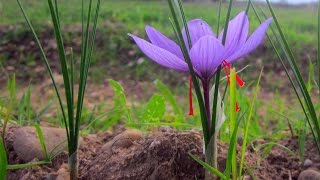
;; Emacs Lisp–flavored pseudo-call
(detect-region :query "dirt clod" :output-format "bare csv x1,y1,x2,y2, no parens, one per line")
82,130,204,180
298,169,320,180
101,129,143,153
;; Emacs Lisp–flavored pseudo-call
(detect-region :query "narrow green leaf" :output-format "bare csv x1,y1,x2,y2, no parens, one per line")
16,0,70,144
211,0,234,138
7,161,50,170
0,137,7,180
47,0,74,147
318,0,320,97
265,0,320,153
252,4,318,149
190,154,227,180
142,95,166,123
216,0,222,35
239,68,263,177
229,68,237,180
34,124,50,161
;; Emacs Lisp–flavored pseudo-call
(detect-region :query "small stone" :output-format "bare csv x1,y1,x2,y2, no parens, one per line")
56,164,70,180
47,164,70,180
13,126,67,162
101,129,143,153
304,159,313,167
298,169,320,180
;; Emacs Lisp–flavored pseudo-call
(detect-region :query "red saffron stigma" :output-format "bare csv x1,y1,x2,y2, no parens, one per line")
222,60,243,112
236,102,240,112
188,76,194,116
222,60,245,87
222,61,230,85
236,74,245,87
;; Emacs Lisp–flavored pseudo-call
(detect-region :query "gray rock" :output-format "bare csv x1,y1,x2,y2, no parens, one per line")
304,159,313,168
13,126,67,162
298,169,320,180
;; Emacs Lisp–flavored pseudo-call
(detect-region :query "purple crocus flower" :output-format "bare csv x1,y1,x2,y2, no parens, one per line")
129,11,272,82
129,11,272,122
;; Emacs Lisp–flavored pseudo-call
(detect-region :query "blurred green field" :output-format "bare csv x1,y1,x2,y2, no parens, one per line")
1,0,318,48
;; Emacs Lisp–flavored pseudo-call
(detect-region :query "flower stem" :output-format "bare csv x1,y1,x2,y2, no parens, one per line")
203,79,218,177
69,151,78,180
202,79,211,136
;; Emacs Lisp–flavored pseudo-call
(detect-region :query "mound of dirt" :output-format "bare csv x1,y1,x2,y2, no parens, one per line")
4,126,320,180
81,129,205,180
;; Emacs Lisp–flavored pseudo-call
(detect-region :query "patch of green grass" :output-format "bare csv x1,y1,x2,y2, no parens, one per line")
2,0,318,48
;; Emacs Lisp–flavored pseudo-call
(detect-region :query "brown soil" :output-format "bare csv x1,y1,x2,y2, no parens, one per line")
4,126,320,180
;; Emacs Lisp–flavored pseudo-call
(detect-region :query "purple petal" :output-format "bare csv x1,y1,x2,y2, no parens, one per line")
145,26,184,59
189,36,225,79
227,18,272,63
128,34,188,71
219,12,249,59
182,19,215,48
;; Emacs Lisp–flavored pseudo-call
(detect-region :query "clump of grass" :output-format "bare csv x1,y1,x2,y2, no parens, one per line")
17,0,101,178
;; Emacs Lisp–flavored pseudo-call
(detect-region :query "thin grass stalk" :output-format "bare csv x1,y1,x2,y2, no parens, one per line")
216,0,222,35
75,0,92,134
224,69,240,179
167,0,209,146
16,0,70,146
0,137,8,179
70,48,74,110
75,0,101,150
251,4,317,149
265,0,320,153
47,0,74,151
7,161,50,170
239,68,263,178
211,0,234,136
230,68,237,180
209,0,234,172
256,3,320,152
318,0,320,96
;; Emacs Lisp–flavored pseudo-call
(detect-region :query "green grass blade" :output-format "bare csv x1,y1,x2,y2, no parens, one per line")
251,3,319,150
318,0,320,96
265,0,320,153
225,112,243,179
75,0,101,149
211,0,234,137
36,101,52,123
26,84,31,124
167,0,209,145
216,0,222,35
47,0,74,146
75,0,92,140
177,0,192,49
189,154,227,180
229,68,237,179
70,47,74,110
7,161,50,170
16,0,70,144
0,137,8,180
34,124,50,161
239,68,263,177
